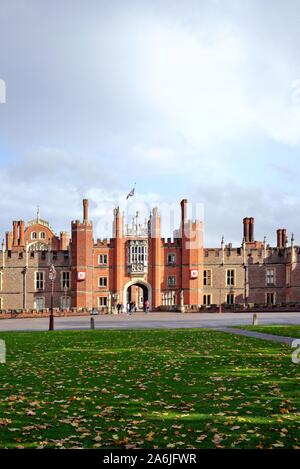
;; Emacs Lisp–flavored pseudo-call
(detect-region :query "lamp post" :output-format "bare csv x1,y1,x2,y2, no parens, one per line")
49,264,56,331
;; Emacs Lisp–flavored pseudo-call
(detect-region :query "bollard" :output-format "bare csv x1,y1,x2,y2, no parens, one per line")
252,313,258,326
90,317,95,330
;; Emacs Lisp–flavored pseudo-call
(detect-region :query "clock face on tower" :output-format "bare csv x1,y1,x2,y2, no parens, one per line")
77,272,86,281
190,269,198,279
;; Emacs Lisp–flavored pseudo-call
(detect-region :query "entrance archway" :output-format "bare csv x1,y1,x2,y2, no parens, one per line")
123,280,152,311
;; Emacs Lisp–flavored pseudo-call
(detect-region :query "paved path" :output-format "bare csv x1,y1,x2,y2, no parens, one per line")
0,311,300,332
214,327,298,345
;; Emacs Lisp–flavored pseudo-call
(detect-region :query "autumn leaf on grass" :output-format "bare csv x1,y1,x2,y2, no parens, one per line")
212,434,223,445
146,432,155,442
0,418,12,426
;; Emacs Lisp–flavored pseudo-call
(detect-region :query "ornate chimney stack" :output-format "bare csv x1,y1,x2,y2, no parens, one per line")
282,229,287,247
19,221,25,246
12,221,18,247
243,218,250,243
243,217,255,243
249,217,255,243
180,199,188,232
277,229,283,248
83,199,89,224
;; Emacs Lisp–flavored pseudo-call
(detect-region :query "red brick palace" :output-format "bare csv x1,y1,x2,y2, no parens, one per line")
0,198,300,313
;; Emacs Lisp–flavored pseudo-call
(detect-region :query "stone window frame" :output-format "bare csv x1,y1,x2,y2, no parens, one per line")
35,271,45,291
98,253,108,265
61,271,71,289
203,269,212,286
167,275,176,287
203,294,212,306
226,293,235,305
226,269,235,286
98,276,108,288
0,297,3,309
266,291,276,306
266,268,276,286
31,231,37,240
98,296,107,306
167,253,176,265
39,231,46,240
0,271,2,291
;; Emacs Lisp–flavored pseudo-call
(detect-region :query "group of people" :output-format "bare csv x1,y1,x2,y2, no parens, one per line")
116,300,150,314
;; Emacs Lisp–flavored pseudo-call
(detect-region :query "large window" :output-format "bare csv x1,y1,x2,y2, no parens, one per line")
266,292,275,306
203,294,211,306
226,269,235,286
61,271,70,289
98,254,108,265
35,272,44,290
266,269,276,286
203,270,212,286
98,296,107,307
226,293,235,305
99,277,107,288
127,240,148,273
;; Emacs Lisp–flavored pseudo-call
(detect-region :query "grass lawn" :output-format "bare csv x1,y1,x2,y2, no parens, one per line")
235,325,300,339
0,329,299,449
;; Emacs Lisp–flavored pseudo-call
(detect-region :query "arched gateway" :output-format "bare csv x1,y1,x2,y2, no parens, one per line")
123,280,152,311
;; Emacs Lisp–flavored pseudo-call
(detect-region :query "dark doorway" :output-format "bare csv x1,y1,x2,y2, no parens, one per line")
126,283,149,311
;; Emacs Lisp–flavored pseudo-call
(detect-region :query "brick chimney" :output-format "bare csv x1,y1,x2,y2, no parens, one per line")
249,217,255,243
243,218,250,243
60,232,70,250
282,229,287,247
243,217,255,243
19,220,25,246
83,199,89,223
277,229,283,248
180,199,188,235
277,229,287,248
6,231,13,251
12,221,18,247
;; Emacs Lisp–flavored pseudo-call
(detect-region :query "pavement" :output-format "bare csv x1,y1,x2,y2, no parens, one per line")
214,326,298,345
0,311,300,332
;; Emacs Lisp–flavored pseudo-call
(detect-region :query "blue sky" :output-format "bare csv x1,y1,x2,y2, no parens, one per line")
0,0,300,245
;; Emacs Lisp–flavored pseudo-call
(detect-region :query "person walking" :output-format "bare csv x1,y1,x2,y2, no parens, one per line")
144,299,150,314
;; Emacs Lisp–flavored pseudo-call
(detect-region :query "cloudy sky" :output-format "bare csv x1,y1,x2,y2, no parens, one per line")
0,0,300,246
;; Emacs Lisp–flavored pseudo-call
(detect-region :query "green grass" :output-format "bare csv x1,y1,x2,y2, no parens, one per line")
235,325,300,339
0,329,299,449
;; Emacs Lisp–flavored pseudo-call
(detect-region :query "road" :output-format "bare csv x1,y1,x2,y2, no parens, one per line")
0,311,300,332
